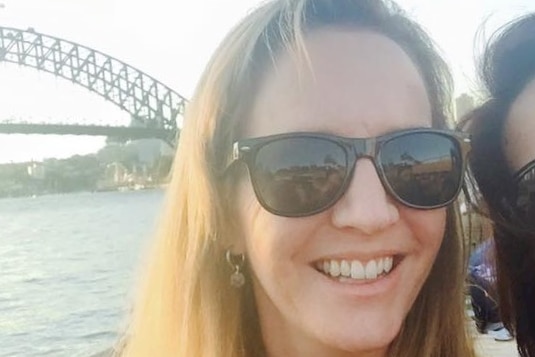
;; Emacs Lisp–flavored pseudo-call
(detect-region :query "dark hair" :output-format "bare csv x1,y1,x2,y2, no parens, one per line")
464,13,535,357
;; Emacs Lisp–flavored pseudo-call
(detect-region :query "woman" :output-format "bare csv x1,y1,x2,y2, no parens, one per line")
119,0,475,356
464,13,535,357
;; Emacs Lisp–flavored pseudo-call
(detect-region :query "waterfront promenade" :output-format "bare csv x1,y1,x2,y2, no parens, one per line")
469,319,519,356
475,335,517,356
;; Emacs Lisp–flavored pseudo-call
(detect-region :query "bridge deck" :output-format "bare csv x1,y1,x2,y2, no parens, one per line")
0,123,172,140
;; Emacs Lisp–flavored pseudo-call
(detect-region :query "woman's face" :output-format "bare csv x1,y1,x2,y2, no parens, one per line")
504,78,535,172
235,29,446,357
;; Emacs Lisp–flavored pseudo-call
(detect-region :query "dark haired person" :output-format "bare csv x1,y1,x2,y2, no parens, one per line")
464,13,535,357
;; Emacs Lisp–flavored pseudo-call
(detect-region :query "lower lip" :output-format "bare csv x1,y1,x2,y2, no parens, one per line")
315,260,402,297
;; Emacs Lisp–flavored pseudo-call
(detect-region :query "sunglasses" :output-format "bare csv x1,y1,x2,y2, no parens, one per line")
505,160,535,229
226,128,471,217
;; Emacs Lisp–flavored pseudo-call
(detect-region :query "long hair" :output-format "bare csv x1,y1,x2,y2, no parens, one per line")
119,1,474,356
464,13,535,357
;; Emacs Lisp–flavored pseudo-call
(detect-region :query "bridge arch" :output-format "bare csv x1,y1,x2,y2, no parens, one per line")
0,26,187,145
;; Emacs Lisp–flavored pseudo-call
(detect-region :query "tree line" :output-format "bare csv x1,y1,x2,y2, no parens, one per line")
0,141,174,198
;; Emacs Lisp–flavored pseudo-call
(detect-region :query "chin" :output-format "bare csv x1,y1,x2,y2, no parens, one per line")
317,318,402,354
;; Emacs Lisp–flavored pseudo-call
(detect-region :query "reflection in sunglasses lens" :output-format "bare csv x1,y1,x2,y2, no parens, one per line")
381,133,461,207
253,137,347,215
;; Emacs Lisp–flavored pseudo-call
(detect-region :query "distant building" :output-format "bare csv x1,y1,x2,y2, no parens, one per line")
105,162,128,184
455,93,475,121
96,162,129,191
27,162,45,180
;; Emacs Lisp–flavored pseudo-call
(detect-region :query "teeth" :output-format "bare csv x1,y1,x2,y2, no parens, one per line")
376,258,384,274
323,261,330,274
329,260,340,277
350,260,365,279
384,257,393,273
340,260,351,277
318,256,396,281
365,260,378,279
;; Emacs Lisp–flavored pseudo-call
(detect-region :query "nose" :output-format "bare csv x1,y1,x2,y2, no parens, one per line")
331,159,400,234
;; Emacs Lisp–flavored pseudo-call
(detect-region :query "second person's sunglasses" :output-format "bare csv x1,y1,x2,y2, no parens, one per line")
504,160,535,230
226,128,471,217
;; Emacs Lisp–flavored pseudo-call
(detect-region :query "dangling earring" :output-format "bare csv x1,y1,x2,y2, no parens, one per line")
226,249,245,288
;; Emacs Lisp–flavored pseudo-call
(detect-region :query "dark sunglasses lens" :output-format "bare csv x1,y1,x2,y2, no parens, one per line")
251,137,347,216
380,133,462,207
514,164,535,228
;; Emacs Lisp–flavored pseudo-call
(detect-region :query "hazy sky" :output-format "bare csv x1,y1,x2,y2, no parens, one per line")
1,0,535,163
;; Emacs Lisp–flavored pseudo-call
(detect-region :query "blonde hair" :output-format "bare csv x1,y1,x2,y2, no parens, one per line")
119,1,475,356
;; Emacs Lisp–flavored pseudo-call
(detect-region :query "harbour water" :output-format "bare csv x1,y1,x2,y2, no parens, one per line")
0,190,165,357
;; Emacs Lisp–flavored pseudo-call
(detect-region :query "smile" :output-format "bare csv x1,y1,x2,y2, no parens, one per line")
315,256,401,282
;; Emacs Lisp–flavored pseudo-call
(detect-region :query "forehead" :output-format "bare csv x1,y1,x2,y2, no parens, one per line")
505,77,535,172
246,28,432,138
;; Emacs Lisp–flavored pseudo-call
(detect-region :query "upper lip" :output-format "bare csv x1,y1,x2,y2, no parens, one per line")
312,250,404,263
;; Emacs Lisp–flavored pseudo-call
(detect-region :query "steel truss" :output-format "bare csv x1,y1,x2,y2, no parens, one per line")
0,26,187,145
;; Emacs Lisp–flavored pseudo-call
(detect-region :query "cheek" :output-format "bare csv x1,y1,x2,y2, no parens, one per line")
402,207,446,253
235,181,290,260
235,181,315,273
506,90,535,171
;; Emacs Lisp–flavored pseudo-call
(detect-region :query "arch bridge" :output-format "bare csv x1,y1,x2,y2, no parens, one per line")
0,26,187,146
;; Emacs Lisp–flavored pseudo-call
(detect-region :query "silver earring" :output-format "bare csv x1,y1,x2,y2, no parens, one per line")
226,249,245,288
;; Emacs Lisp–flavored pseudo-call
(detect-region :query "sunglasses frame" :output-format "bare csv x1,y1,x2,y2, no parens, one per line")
506,159,535,221
226,128,471,217
514,159,535,182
